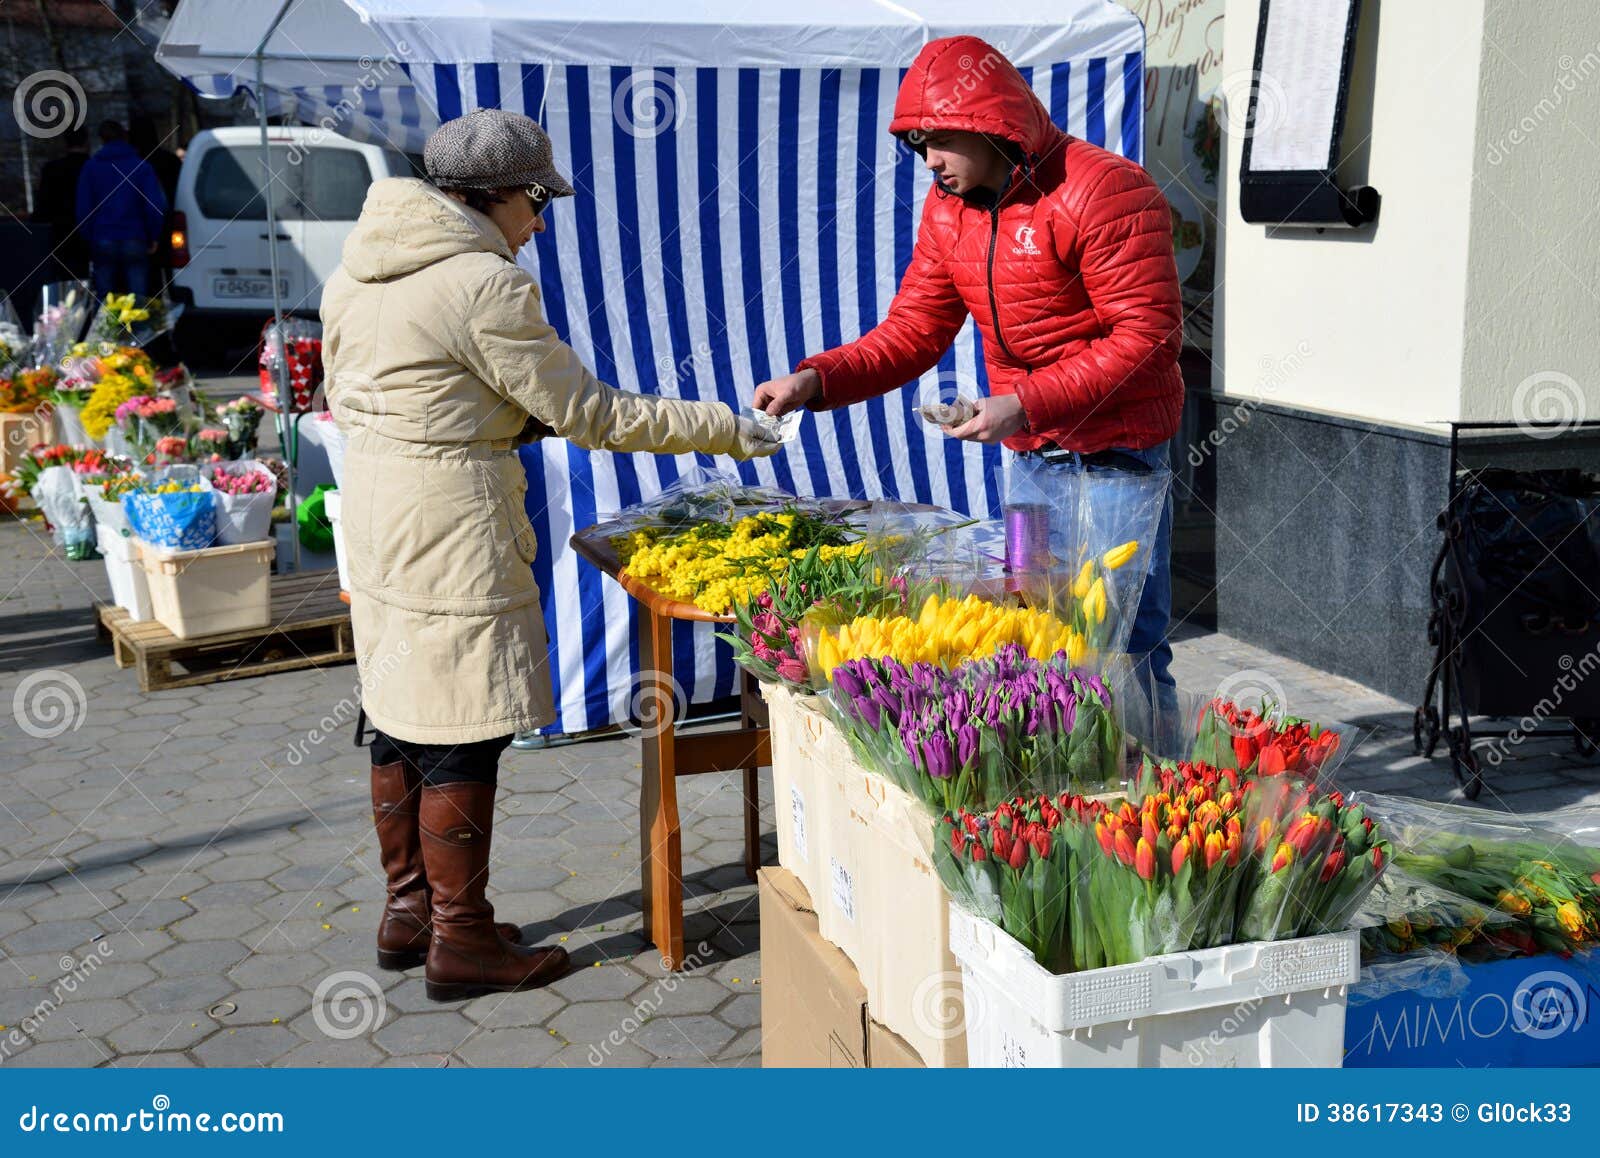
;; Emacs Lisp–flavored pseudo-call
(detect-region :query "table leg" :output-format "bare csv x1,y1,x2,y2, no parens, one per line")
740,671,762,881
637,609,685,969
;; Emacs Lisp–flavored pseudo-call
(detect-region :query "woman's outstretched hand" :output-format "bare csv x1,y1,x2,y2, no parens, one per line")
729,414,784,459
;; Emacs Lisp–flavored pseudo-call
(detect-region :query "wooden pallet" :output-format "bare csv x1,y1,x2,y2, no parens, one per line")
95,569,355,692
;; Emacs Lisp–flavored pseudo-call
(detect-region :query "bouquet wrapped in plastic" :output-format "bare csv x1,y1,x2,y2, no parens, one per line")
936,760,1391,973
124,466,217,551
827,643,1128,809
1132,683,1355,785
209,461,278,545
1003,463,1171,659
1352,794,1600,960
90,293,177,347
606,474,860,615
30,281,92,368
33,465,97,560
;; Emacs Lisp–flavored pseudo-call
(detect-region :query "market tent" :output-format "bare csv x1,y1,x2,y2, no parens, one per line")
345,0,1147,735
156,0,436,153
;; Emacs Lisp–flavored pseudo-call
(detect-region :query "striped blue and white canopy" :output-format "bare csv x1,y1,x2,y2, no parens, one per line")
156,0,436,153
353,2,1147,735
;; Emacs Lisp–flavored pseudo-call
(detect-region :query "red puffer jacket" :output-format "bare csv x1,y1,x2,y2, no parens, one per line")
799,36,1184,454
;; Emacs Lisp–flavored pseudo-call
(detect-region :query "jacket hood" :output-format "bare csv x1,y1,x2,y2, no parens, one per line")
889,36,1059,161
340,177,512,283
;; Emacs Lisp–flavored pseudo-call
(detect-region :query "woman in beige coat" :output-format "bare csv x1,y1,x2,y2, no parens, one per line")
322,110,779,1001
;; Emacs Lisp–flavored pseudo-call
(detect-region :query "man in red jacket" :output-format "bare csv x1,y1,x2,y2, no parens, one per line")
756,35,1185,693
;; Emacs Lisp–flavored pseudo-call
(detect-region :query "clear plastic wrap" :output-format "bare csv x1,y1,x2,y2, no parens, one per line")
1348,949,1473,1004
1004,461,1171,659
1130,681,1358,786
30,281,93,368
1349,792,1600,959
820,646,1134,812
935,762,1390,973
34,466,96,559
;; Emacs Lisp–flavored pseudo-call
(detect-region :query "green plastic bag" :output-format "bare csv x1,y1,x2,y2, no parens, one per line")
298,484,336,553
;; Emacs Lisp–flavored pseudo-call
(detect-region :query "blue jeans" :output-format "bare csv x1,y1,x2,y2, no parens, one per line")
90,238,150,297
1007,443,1176,702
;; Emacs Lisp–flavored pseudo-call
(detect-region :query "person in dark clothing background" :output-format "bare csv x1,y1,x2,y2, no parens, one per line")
38,127,91,281
75,120,168,297
130,116,181,294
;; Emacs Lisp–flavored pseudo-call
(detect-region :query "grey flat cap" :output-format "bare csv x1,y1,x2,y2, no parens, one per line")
424,108,575,198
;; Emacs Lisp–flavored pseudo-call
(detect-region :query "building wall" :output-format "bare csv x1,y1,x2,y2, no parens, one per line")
1215,0,1485,429
1460,0,1600,423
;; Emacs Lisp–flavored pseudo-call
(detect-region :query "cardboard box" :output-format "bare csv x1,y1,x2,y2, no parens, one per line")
867,1018,926,1068
759,867,867,1067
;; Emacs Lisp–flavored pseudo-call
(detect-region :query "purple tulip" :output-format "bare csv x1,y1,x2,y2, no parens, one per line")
922,734,954,780
955,722,979,768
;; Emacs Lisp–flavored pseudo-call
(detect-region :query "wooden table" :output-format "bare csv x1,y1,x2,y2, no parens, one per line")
570,524,772,970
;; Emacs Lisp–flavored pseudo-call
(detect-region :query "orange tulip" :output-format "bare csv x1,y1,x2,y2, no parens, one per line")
1135,836,1157,881
1171,836,1192,875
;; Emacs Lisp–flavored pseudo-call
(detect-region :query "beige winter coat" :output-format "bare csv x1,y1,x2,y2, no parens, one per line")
321,177,742,743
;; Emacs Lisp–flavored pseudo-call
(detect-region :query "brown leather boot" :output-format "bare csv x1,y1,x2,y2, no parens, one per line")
371,763,522,970
419,781,570,1001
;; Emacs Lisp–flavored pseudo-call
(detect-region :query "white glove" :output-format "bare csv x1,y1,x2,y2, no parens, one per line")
730,413,784,459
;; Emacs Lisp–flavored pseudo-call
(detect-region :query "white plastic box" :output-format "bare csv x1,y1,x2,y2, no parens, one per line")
97,524,153,621
949,904,1359,1068
138,539,274,639
324,488,350,592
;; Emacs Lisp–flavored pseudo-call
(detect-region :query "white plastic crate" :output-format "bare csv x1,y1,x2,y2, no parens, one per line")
138,539,274,639
97,524,152,621
324,489,350,592
950,905,1358,1068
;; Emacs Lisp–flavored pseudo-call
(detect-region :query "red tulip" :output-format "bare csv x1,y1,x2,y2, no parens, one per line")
1171,836,1192,875
1203,831,1225,869
1257,744,1288,776
1095,821,1114,857
1319,848,1347,883
1008,837,1028,871
1270,842,1295,873
1029,827,1051,860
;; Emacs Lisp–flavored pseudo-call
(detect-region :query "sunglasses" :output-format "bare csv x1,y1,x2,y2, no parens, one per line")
525,186,552,216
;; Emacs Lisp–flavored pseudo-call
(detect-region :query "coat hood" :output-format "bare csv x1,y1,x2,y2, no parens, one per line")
889,36,1059,161
340,177,512,283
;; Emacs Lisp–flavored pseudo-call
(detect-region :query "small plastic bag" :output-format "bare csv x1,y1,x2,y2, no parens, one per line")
34,466,97,560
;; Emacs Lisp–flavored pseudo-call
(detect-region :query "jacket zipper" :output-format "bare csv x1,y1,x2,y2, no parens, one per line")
986,205,1031,372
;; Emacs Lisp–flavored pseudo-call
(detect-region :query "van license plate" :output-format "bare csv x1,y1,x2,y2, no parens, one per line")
213,276,287,298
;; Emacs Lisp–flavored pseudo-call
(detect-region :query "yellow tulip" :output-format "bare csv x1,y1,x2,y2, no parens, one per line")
1071,559,1095,600
1102,540,1139,571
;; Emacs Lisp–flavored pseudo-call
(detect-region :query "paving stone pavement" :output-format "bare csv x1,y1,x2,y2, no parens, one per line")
1,514,1596,1068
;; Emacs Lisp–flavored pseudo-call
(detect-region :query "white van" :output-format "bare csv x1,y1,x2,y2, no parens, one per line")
171,126,415,319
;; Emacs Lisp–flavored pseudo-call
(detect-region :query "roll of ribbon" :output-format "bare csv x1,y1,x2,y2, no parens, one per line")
1004,503,1052,574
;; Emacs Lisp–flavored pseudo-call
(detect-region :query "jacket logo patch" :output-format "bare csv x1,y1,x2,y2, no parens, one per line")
1012,224,1041,257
